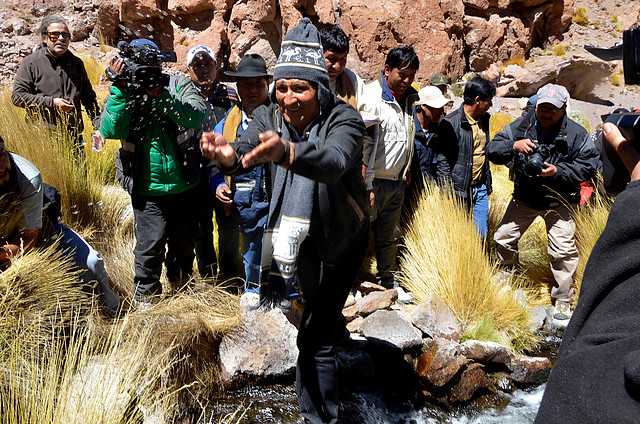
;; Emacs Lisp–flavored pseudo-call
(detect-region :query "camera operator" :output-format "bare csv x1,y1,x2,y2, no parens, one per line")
97,39,207,309
487,84,599,314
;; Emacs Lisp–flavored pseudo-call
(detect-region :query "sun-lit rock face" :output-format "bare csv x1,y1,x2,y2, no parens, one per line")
86,0,573,83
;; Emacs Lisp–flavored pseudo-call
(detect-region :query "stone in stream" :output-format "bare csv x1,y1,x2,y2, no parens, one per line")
449,363,489,403
218,307,298,386
509,355,552,385
360,309,423,350
416,339,467,387
460,340,513,365
411,294,462,342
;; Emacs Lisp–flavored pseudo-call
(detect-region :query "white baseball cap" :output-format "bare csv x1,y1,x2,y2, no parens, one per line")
187,45,216,66
415,86,451,109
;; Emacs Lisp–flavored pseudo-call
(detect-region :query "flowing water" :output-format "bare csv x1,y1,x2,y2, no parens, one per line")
208,382,545,423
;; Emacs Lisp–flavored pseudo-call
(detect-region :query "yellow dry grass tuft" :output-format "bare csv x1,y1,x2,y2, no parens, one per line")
399,181,536,352
503,56,525,68
552,45,567,56
572,6,589,26
573,189,612,295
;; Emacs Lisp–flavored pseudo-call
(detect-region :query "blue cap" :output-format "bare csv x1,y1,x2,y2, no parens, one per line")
130,39,158,50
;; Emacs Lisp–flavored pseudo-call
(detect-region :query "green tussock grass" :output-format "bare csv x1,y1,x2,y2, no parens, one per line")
567,110,591,134
461,314,506,345
399,181,537,352
573,6,589,26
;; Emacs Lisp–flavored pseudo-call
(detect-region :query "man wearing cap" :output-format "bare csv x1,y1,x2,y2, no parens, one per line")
186,45,240,280
201,18,368,424
319,25,366,109
487,83,599,312
208,53,271,308
429,73,450,97
12,15,99,152
436,75,495,239
99,39,207,309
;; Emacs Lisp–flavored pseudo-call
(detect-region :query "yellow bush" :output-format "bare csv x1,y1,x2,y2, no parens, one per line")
552,45,566,56
573,6,589,26
504,56,525,68
611,72,622,86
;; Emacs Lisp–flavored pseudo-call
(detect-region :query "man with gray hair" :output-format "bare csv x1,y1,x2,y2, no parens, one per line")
487,83,599,314
12,16,99,151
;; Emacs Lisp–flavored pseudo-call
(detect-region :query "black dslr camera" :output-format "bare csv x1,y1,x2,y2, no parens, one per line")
586,29,640,193
105,41,177,88
524,141,554,177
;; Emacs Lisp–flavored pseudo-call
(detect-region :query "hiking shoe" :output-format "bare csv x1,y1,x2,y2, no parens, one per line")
553,300,572,320
240,292,261,311
394,285,414,304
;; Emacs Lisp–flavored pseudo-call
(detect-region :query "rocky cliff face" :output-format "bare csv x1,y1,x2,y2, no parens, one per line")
0,0,573,84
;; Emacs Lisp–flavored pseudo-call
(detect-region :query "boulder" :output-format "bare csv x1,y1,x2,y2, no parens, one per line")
346,315,364,333
509,355,552,385
529,305,548,331
411,294,461,342
460,340,513,364
416,339,467,387
218,307,298,385
355,281,386,295
449,363,489,403
361,310,423,350
93,0,121,40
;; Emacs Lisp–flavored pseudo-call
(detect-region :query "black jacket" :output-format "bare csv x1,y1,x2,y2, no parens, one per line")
224,99,369,265
436,107,492,201
487,110,599,209
535,180,640,423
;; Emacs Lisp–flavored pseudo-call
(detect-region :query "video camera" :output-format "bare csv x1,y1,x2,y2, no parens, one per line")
585,29,640,193
105,41,177,89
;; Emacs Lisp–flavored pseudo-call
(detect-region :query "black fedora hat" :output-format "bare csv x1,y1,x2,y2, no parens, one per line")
225,53,271,78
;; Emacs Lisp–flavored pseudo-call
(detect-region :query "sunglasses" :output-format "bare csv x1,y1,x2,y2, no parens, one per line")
47,31,71,41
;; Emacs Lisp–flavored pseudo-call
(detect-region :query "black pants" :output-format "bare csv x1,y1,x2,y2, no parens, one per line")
132,187,198,299
296,225,369,424
194,179,218,278
214,196,240,279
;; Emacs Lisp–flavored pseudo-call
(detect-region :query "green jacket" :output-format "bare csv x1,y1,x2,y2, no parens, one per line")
99,75,206,196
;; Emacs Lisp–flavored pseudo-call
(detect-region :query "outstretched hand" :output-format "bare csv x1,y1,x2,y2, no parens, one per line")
603,122,640,182
241,130,287,168
200,131,236,168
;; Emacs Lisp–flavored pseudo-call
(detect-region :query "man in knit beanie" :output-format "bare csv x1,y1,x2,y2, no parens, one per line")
201,17,369,424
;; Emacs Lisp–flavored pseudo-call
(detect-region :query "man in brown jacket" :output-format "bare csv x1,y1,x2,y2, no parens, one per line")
12,16,99,149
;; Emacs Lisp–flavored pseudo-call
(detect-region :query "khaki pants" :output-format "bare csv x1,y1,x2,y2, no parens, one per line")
494,198,578,302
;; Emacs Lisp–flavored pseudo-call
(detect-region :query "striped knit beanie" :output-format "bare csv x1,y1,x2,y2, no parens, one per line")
273,18,329,93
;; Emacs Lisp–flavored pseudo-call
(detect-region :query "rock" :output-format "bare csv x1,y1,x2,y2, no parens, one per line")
491,371,515,393
460,340,513,364
355,281,386,295
120,0,164,22
167,0,217,15
529,305,547,331
218,307,298,385
411,294,461,342
509,355,552,385
346,316,364,333
543,306,569,337
361,310,423,350
357,289,398,315
449,363,489,403
416,339,467,387
93,0,121,40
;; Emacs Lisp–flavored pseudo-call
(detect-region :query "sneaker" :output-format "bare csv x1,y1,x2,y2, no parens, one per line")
240,292,261,311
553,300,572,320
394,285,414,304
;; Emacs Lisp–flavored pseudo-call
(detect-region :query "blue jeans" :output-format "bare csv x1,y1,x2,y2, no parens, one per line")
370,179,405,288
55,222,120,313
241,226,263,293
471,183,489,240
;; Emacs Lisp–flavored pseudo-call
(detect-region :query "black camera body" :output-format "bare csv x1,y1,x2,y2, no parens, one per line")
523,141,553,177
105,41,177,88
